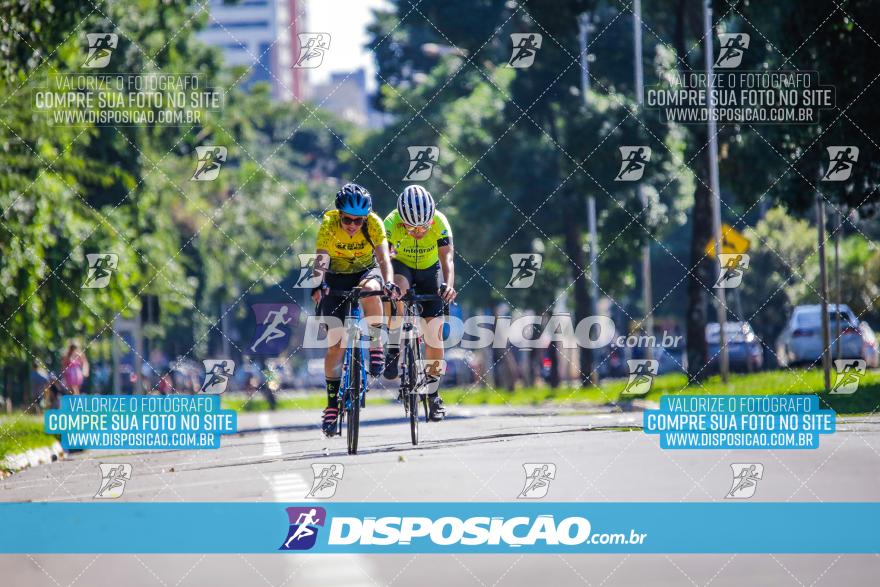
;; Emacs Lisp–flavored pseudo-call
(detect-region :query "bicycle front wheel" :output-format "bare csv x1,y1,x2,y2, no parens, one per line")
347,348,362,455
404,342,419,445
409,391,419,445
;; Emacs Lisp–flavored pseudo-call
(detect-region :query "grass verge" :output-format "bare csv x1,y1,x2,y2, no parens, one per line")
222,394,328,413
219,368,880,416
0,415,59,471
442,368,880,414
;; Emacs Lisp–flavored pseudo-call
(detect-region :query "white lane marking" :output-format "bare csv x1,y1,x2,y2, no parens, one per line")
259,413,283,457
271,472,310,501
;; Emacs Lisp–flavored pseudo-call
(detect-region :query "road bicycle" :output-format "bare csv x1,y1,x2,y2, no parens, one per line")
393,285,447,446
324,286,382,455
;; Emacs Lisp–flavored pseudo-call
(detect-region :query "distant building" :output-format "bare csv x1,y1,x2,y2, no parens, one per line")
198,0,307,101
310,69,391,128
309,69,369,126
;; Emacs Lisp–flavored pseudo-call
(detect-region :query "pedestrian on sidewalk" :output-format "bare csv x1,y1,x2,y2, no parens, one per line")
61,343,89,395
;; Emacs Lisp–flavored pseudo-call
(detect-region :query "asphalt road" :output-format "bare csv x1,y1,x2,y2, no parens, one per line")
3,396,880,586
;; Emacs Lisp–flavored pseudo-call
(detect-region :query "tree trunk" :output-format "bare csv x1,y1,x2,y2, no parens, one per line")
675,0,713,383
548,340,561,388
563,217,593,386
547,112,593,387
686,144,713,382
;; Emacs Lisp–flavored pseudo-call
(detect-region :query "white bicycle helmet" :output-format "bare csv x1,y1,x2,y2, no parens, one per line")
397,185,435,227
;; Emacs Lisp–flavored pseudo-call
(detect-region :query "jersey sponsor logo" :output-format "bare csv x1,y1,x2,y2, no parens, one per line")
399,244,436,254
335,241,368,251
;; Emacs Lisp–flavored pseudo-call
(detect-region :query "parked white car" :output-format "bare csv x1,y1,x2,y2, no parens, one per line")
776,304,878,368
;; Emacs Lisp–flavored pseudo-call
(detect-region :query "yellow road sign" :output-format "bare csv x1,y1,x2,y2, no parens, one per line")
705,223,750,258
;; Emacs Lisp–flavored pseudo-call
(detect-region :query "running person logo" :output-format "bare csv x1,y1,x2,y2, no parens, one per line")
506,253,543,289
822,146,859,182
404,146,440,181
518,463,556,498
726,463,763,499
83,33,118,68
713,253,749,289
191,146,227,181
831,359,867,394
94,463,132,498
293,253,328,288
507,33,543,68
280,506,326,550
82,253,118,289
249,303,298,355
199,359,235,394
417,359,446,395
714,33,750,69
294,33,331,68
615,146,651,181
306,463,344,498
622,359,658,395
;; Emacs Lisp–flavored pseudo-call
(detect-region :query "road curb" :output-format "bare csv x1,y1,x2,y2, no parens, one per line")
1,442,65,478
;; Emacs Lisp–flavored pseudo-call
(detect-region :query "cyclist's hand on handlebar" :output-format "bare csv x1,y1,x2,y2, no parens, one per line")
383,282,402,301
440,283,457,304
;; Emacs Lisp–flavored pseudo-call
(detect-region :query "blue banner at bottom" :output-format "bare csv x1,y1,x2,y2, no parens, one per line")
1,502,878,554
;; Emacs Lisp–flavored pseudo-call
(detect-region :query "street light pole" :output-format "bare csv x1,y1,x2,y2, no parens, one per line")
835,208,842,360
578,13,591,96
578,14,598,304
702,0,729,382
633,0,653,361
817,195,832,392
579,12,600,384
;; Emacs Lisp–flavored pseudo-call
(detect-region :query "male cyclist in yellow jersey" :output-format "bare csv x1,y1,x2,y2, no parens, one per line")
311,183,399,436
383,185,457,421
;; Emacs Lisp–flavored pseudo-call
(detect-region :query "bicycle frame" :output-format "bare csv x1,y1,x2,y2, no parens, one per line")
339,303,368,414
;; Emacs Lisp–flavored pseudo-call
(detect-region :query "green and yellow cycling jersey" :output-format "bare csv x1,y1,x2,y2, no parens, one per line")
316,210,387,274
383,209,453,270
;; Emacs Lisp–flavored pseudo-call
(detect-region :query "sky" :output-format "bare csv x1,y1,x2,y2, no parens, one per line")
306,0,390,92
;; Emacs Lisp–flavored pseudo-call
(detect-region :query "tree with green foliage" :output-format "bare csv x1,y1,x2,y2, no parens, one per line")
0,0,355,404
363,0,686,387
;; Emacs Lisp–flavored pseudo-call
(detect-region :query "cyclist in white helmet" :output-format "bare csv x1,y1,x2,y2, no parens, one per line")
383,185,456,421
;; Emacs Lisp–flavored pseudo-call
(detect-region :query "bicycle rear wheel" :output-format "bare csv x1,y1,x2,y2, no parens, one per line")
347,347,362,454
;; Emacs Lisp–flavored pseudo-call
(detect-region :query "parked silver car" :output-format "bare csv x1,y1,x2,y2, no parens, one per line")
706,321,763,372
776,304,878,367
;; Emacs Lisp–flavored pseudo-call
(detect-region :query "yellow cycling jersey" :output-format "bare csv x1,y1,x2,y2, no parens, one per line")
316,210,387,274
384,209,453,270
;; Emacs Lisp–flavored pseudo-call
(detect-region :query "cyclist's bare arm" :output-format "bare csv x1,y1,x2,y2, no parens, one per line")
311,248,330,304
439,243,457,303
374,242,395,286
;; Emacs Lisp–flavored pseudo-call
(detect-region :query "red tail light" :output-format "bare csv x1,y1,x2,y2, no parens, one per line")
792,329,814,337
542,358,552,368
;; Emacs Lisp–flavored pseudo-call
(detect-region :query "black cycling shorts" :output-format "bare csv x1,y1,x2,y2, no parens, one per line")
391,259,447,318
317,266,383,322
